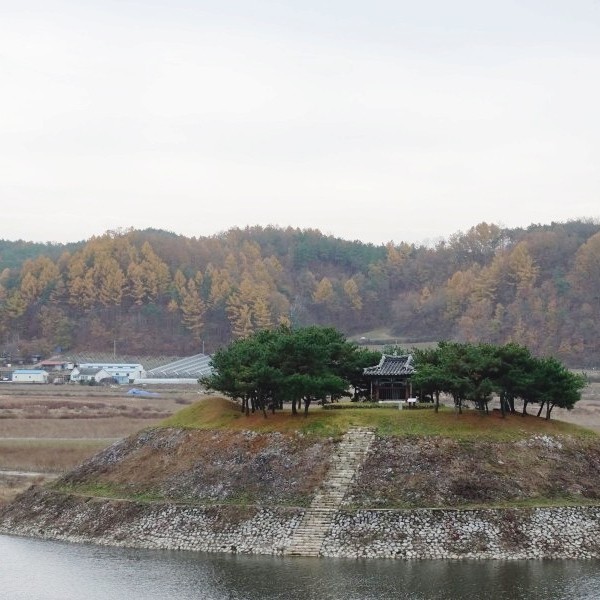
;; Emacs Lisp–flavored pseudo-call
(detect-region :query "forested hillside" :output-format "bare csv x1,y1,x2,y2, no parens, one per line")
0,221,599,366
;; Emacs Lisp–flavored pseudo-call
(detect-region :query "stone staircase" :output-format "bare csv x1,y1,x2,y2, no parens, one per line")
285,426,375,557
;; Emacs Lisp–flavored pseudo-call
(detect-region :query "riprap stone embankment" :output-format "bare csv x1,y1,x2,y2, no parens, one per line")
2,425,600,559
2,487,600,559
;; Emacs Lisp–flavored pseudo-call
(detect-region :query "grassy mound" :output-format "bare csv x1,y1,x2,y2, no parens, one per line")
40,397,600,510
159,396,596,441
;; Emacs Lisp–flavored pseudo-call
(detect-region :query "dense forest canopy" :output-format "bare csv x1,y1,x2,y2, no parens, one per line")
0,220,599,366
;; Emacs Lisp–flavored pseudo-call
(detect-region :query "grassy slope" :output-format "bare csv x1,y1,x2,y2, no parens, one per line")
160,396,596,441
47,397,600,510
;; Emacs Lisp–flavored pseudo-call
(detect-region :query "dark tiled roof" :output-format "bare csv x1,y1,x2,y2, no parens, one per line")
363,354,415,377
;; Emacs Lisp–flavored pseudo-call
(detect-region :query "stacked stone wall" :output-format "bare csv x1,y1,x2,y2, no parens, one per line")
2,487,600,559
323,507,600,559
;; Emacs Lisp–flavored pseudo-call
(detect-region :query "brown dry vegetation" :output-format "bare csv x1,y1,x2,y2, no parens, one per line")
57,428,333,507
0,439,111,472
51,418,600,511
347,435,600,509
0,473,54,505
0,385,200,504
0,386,199,438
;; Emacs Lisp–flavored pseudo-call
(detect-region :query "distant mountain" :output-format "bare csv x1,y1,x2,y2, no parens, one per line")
1,220,599,366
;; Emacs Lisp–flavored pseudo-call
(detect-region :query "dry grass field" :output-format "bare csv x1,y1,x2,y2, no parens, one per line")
543,380,600,431
0,383,203,503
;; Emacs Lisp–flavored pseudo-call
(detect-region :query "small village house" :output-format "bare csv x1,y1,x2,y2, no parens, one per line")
69,367,112,384
12,369,49,384
70,363,145,384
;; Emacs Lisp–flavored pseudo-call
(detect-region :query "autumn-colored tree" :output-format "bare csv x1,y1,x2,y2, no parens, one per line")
139,241,171,301
67,256,96,310
181,278,207,343
343,278,363,311
444,268,478,322
227,301,254,339
94,255,126,306
3,290,27,320
208,265,232,305
252,293,273,330
448,222,504,266
19,256,60,304
172,269,187,302
313,277,334,304
570,232,600,307
507,242,539,292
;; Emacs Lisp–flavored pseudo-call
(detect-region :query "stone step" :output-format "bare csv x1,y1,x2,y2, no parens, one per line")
284,426,375,557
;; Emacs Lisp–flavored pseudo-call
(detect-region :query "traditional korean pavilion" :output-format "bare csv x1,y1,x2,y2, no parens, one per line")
363,354,415,400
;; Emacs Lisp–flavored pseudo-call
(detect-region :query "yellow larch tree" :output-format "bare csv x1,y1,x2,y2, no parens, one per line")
126,262,146,306
570,231,600,304
3,290,27,320
473,255,504,303
19,256,60,305
19,272,39,305
181,278,207,343
93,255,125,307
208,266,232,306
139,241,171,302
67,255,96,310
508,242,539,292
252,290,273,331
229,303,254,339
172,269,187,302
444,268,478,321
225,275,266,338
313,277,334,305
343,278,363,311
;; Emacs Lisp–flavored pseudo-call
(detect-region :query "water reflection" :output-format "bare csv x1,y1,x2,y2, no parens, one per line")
2,535,600,600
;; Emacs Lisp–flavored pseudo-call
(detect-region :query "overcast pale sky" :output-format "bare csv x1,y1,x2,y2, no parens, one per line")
1,0,599,246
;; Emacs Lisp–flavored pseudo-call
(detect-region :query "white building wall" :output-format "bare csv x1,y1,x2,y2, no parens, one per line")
77,363,145,381
13,371,48,383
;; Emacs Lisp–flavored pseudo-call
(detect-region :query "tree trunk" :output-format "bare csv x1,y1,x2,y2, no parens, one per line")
291,398,297,415
536,401,545,418
435,391,440,414
257,394,267,418
454,397,462,415
304,397,311,417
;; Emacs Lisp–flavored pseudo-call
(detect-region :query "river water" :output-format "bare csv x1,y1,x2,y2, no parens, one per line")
2,535,600,600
